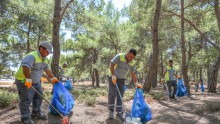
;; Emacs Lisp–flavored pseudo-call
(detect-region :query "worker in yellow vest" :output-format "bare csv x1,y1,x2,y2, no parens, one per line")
108,48,142,122
163,60,178,100
15,42,59,124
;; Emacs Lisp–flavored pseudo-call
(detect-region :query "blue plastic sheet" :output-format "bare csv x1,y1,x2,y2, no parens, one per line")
64,80,73,90
49,82,74,116
201,84,204,92
176,78,187,97
131,88,152,123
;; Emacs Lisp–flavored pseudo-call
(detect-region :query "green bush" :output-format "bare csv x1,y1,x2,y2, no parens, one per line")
0,89,18,108
44,91,52,101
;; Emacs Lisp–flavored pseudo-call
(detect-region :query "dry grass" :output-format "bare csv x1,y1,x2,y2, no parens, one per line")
195,101,220,114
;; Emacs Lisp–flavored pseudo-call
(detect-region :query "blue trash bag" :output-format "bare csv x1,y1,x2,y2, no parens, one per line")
201,84,204,92
49,82,74,116
124,85,127,91
131,88,152,123
64,80,73,90
176,78,187,97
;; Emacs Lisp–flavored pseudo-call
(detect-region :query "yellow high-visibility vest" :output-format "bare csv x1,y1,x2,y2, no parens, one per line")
15,50,49,80
165,65,176,81
109,53,135,74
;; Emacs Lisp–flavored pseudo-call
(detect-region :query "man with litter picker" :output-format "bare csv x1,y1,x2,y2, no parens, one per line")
163,59,178,100
108,48,142,122
15,41,59,124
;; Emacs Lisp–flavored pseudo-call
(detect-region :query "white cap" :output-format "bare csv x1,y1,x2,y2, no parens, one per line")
40,42,53,54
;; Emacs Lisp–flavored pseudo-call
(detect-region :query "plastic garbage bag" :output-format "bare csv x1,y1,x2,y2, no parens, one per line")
176,78,187,97
64,80,73,90
50,82,74,116
124,85,127,91
131,88,152,123
201,84,204,92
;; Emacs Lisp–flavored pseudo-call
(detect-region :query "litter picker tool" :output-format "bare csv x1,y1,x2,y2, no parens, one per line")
115,83,131,124
31,86,69,124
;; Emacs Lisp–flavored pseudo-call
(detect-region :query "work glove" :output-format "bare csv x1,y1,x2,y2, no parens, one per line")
136,82,142,89
161,78,165,84
176,75,181,79
112,75,116,85
51,77,58,84
24,79,32,89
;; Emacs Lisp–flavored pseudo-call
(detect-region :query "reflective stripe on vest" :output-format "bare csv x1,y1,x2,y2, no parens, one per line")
165,66,175,81
119,53,135,66
108,53,135,75
15,50,49,80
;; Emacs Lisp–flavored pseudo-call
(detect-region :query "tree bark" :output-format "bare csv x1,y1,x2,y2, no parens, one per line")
93,50,99,87
181,0,190,95
144,0,162,92
208,56,220,93
51,0,62,77
26,20,31,53
160,51,164,78
90,68,95,87
214,0,220,31
199,66,204,85
208,0,220,92
37,27,41,48
94,69,100,88
51,0,74,77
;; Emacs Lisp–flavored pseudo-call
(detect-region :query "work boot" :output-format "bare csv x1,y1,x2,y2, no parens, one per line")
21,118,34,124
172,95,177,100
116,112,125,122
169,95,172,100
31,112,47,120
108,111,114,119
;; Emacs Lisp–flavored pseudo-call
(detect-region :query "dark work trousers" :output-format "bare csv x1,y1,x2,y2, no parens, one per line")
15,79,43,119
108,77,125,113
166,80,177,97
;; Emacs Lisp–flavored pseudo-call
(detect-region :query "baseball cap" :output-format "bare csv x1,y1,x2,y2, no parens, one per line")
40,41,53,54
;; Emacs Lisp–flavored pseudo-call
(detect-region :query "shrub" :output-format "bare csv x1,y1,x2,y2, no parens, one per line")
0,89,18,108
44,91,52,100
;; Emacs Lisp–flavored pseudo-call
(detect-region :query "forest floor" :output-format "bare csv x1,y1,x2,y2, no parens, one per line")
0,81,220,124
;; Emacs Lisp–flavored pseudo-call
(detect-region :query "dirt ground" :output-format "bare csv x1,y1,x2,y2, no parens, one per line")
0,81,220,124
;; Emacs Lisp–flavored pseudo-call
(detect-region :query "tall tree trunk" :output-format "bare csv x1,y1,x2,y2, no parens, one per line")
51,0,74,77
26,20,31,53
143,0,162,92
208,0,220,92
207,60,210,88
208,56,220,93
90,68,95,87
181,0,190,95
51,0,62,77
37,27,41,48
160,51,164,78
199,66,204,85
144,54,152,92
93,50,99,87
94,69,100,88
214,0,220,31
